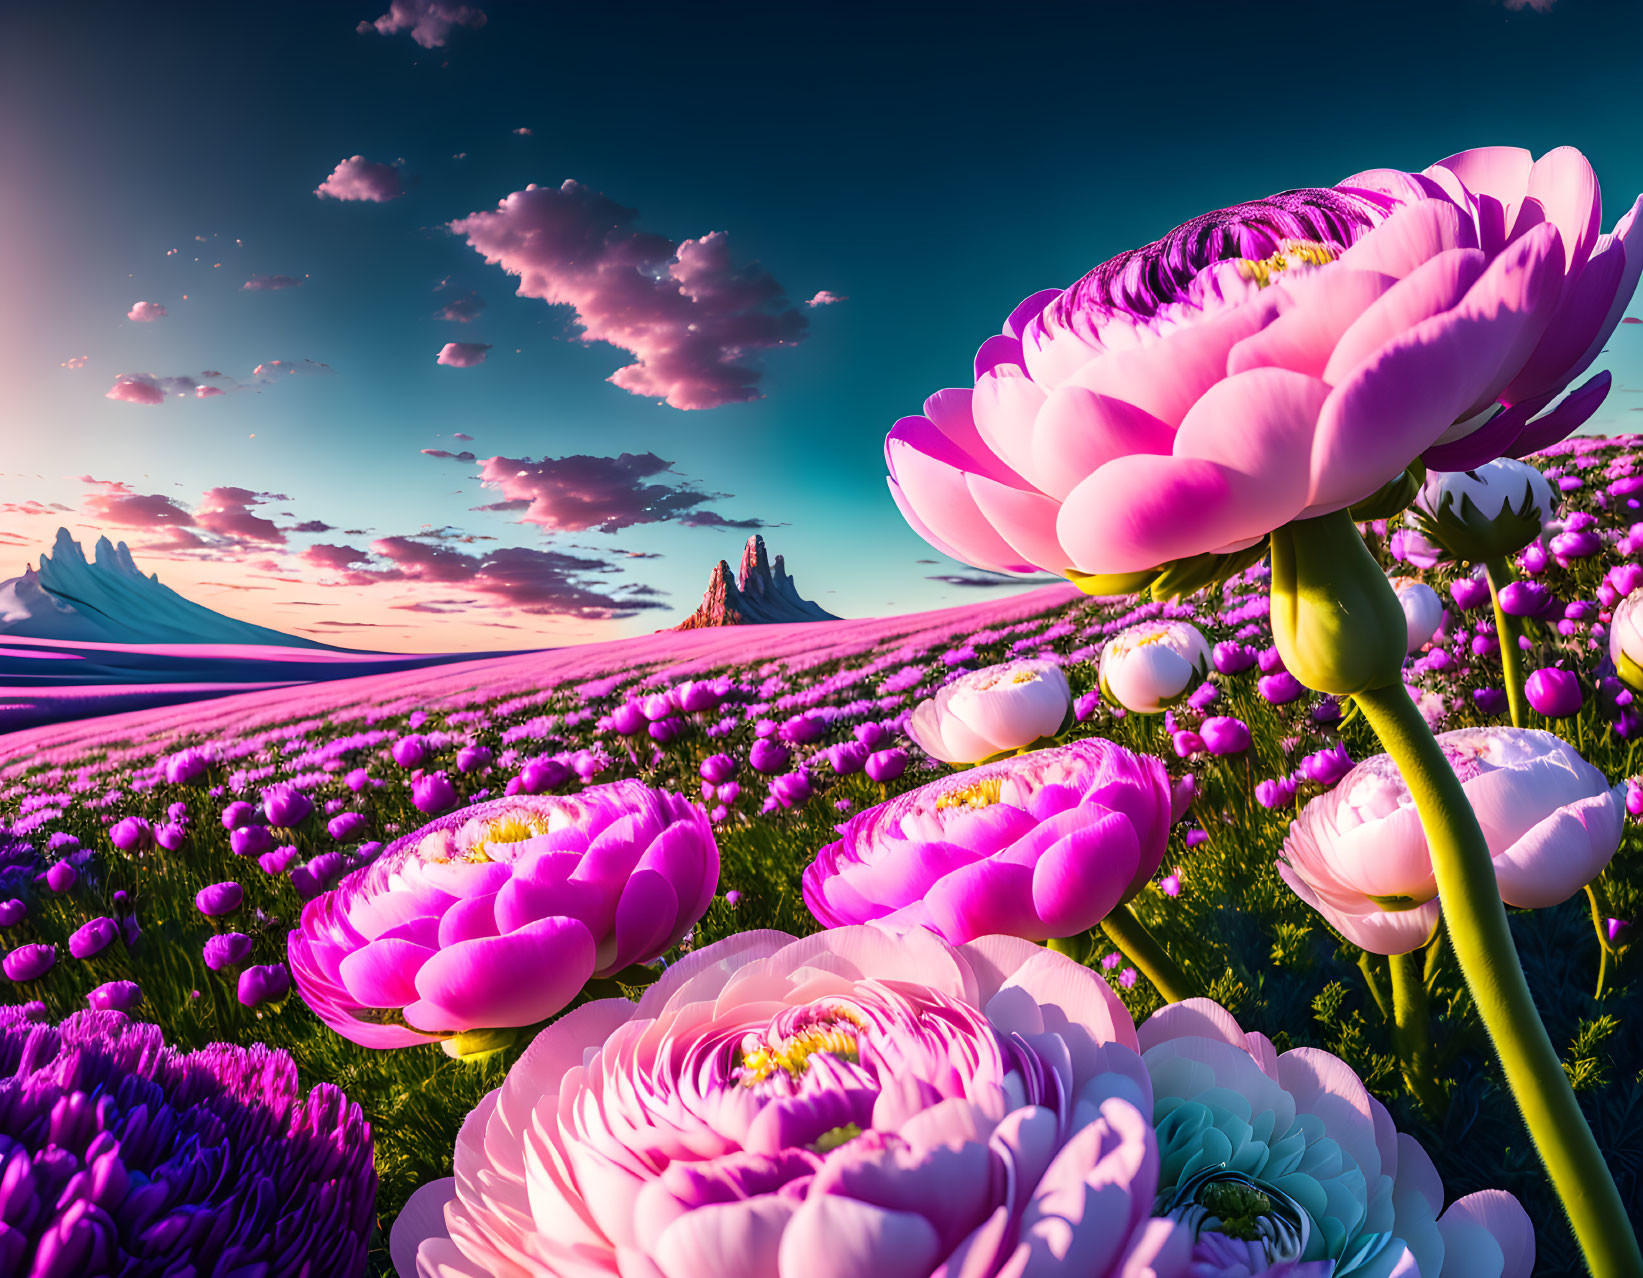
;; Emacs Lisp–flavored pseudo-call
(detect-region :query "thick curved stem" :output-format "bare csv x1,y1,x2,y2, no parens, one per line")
1356,684,1641,1277
1586,884,1612,1002
1389,948,1445,1118
1099,903,1198,1004
1485,556,1528,729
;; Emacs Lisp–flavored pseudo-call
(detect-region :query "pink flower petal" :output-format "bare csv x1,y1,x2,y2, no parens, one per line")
1028,387,1175,503
405,915,597,1032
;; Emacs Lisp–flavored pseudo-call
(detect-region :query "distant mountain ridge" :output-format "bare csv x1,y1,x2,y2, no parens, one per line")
675,535,840,629
0,528,327,648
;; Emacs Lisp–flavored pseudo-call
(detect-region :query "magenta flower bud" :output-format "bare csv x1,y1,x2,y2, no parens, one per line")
1471,632,1498,657
675,680,720,714
109,816,154,852
4,944,55,981
1525,667,1583,718
1199,716,1252,756
717,781,741,806
768,771,813,809
1627,780,1643,817
413,773,459,815
780,713,826,744
44,862,76,894
1255,777,1297,809
709,804,728,823
162,746,214,784
1301,741,1355,787
1608,917,1633,946
328,811,369,842
1450,575,1493,612
289,784,720,1049
806,739,1170,942
155,822,187,851
518,758,572,794
1184,828,1209,849
1186,681,1218,710
723,888,741,906
68,917,118,959
259,844,299,875
1499,580,1551,618
1170,773,1198,822
195,881,243,917
825,741,868,775
87,979,142,1011
1172,730,1205,758
1520,543,1549,575
1610,563,1643,598
1258,671,1306,705
1074,689,1101,721
647,717,685,745
1550,529,1602,560
238,963,292,1007
1212,641,1258,675
699,754,738,785
853,721,889,749
262,783,313,828
1311,696,1345,725
230,825,274,858
1257,646,1286,674
392,735,430,768
865,747,908,783
292,851,350,901
609,703,647,736
204,932,254,971
748,738,790,775
1159,872,1181,897
221,800,256,831
456,744,493,773
639,692,674,722
0,900,25,927
346,767,372,792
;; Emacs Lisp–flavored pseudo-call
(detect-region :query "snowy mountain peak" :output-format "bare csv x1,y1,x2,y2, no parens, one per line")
0,527,326,648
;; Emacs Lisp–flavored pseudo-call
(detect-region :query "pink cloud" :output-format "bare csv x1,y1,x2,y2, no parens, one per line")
60,355,89,369
513,126,532,136
356,0,486,47
81,478,196,529
474,451,760,532
437,341,491,367
422,448,477,462
244,274,304,291
449,179,806,409
805,290,846,307
105,377,167,406
195,385,226,398
363,537,660,617
316,156,404,203
303,543,373,572
453,431,474,440
196,487,286,544
127,301,167,322
436,290,486,322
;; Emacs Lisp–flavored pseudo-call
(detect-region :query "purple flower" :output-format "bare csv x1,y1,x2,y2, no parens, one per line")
392,735,431,768
748,737,791,775
0,900,25,927
221,800,257,830
854,720,889,749
1450,574,1493,612
328,810,369,841
1258,671,1307,705
1255,777,1298,809
1184,828,1209,849
1526,666,1584,718
768,771,813,808
865,747,908,783
805,739,1170,943
1301,740,1355,787
1186,681,1219,710
1171,773,1198,822
1212,641,1258,675
346,767,373,792
44,861,76,893
291,850,350,900
1608,917,1633,946
0,1007,374,1272
1172,730,1206,758
1499,580,1551,618
259,843,299,875
68,916,119,959
238,963,292,1006
230,824,274,858
3,943,54,981
699,753,738,784
413,772,459,814
155,821,187,850
779,713,826,744
825,740,869,775
723,888,742,906
608,702,647,736
162,746,215,784
288,784,720,1050
109,816,154,852
1199,716,1252,756
1074,689,1102,721
204,932,254,971
87,979,142,1011
647,716,685,745
263,783,313,827
518,757,571,793
1551,528,1603,560
456,744,493,772
1520,542,1550,575
1474,687,1510,717
196,880,244,916
1257,646,1286,674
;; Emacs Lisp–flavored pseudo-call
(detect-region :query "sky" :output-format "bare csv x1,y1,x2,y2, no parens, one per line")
1,0,1640,653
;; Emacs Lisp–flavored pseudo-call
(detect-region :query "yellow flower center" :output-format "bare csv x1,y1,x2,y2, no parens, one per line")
1234,239,1339,288
740,1012,863,1085
936,777,1004,811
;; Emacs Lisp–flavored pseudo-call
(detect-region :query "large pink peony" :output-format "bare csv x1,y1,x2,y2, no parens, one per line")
289,785,718,1049
886,147,1640,582
391,926,1187,1277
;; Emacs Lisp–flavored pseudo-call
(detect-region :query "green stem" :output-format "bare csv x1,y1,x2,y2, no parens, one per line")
1484,556,1528,729
1355,684,1641,1277
1357,950,1391,1021
1389,948,1445,1118
1586,885,1612,1003
1099,902,1198,1004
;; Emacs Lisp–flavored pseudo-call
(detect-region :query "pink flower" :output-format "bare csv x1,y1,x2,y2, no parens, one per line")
907,658,1072,763
803,739,1170,943
390,926,1184,1277
886,148,1638,582
288,784,719,1049
1278,727,1623,953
